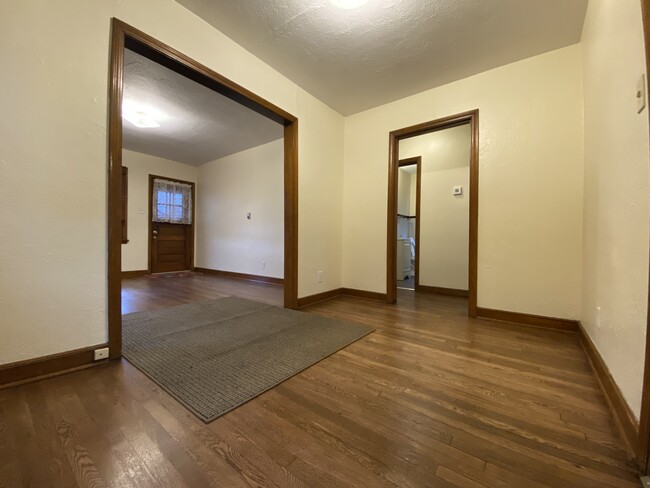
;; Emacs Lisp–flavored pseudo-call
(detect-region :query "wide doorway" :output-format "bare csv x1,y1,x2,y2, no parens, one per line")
107,20,299,359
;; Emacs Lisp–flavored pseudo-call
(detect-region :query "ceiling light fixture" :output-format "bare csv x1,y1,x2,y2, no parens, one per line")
122,100,162,128
329,0,370,9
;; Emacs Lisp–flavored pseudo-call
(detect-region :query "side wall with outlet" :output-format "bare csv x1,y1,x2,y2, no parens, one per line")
342,45,584,318
399,124,471,291
196,139,284,278
122,150,198,272
581,0,650,419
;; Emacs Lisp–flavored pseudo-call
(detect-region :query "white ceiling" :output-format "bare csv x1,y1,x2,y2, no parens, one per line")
122,49,283,166
176,0,588,115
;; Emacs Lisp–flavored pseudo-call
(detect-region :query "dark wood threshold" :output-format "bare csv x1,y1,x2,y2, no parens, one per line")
121,269,149,278
194,267,284,286
578,322,639,459
416,284,469,297
476,307,579,332
0,345,109,389
298,288,388,308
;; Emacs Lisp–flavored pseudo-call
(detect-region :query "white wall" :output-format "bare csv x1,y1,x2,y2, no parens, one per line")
0,0,344,365
122,150,198,272
196,139,284,278
581,0,649,419
342,45,585,318
397,169,412,216
297,88,345,297
400,125,470,291
397,169,412,238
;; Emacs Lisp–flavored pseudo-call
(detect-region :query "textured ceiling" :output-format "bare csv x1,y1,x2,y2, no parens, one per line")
122,49,283,166
176,0,588,115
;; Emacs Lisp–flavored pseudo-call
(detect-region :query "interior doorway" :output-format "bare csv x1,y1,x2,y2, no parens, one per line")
387,110,479,316
396,157,420,290
107,19,299,359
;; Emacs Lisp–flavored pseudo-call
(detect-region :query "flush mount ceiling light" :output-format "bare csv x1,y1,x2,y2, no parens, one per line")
122,100,162,128
329,0,370,9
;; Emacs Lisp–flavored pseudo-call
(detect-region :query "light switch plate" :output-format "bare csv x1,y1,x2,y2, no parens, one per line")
638,74,647,114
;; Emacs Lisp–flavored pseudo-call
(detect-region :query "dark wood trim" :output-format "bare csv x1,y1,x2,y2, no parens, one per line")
0,345,108,389
297,288,343,308
284,122,299,309
341,288,388,303
297,288,388,308
108,19,125,360
578,322,639,459
387,110,479,318
194,267,284,286
121,166,129,243
121,270,148,278
476,307,579,332
417,285,469,298
148,174,196,274
398,157,420,167
108,19,300,363
638,0,650,474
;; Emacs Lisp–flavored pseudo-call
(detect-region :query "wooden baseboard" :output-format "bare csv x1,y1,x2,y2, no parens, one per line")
0,344,108,389
297,288,343,308
577,322,639,457
121,269,148,278
416,284,469,297
298,287,388,308
476,307,579,332
341,288,388,303
194,267,284,286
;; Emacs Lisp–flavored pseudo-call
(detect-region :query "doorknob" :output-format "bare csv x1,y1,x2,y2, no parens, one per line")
152,230,158,235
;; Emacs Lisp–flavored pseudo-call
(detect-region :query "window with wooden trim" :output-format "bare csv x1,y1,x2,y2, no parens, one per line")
121,166,128,243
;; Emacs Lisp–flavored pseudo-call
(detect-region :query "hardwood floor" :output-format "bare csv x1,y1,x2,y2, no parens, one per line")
0,273,641,487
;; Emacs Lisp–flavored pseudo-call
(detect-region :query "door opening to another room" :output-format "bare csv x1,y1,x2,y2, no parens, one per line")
387,110,479,316
396,157,420,291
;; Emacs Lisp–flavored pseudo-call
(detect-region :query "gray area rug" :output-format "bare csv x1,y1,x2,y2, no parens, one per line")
122,297,374,422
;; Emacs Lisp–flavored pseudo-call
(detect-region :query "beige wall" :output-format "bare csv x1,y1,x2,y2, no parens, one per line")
342,45,585,318
196,139,284,278
581,0,649,419
0,0,344,365
399,125,470,291
122,150,198,272
297,88,345,298
397,169,412,216
397,169,413,239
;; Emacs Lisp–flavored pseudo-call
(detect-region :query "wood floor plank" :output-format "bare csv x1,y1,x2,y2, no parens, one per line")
0,273,641,488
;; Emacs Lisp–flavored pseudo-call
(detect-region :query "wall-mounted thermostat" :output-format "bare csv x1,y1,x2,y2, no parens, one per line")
453,186,463,196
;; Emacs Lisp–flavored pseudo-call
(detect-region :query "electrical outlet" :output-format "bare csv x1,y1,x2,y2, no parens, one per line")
94,347,109,361
261,261,266,270
317,270,324,283
596,307,601,328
